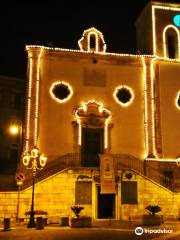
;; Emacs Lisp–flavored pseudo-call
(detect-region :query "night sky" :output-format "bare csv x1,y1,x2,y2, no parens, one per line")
0,1,179,79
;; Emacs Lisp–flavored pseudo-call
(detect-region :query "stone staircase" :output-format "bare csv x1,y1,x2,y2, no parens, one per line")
0,153,179,192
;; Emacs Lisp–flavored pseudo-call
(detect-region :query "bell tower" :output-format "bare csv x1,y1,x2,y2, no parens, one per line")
135,1,180,59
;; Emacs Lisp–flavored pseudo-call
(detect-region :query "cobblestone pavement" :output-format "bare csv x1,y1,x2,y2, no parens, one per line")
0,223,179,240
0,220,179,240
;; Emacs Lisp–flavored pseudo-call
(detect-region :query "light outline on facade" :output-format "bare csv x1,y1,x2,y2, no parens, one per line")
26,45,152,58
113,85,134,107
25,53,33,151
49,81,73,104
175,90,180,110
152,5,180,59
163,25,180,59
26,14,180,163
88,32,99,52
150,59,157,158
147,158,178,162
142,58,149,158
34,48,43,146
75,100,111,148
78,27,107,53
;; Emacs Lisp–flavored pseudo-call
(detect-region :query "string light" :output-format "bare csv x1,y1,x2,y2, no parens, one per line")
104,116,111,149
113,85,134,107
163,25,180,59
26,18,180,163
88,32,99,52
152,5,180,58
150,59,157,157
78,27,107,52
142,58,149,158
26,45,152,58
152,6,156,56
147,158,178,162
34,48,43,146
75,101,111,148
175,90,180,110
49,81,73,103
77,117,82,145
25,53,33,151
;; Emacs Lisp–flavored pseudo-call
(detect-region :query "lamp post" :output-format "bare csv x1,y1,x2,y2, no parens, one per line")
16,180,23,223
177,158,180,167
22,146,47,228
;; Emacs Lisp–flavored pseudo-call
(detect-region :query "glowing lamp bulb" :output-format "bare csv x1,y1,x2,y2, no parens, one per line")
9,125,19,135
40,154,47,167
177,158,180,167
31,147,39,158
23,154,30,166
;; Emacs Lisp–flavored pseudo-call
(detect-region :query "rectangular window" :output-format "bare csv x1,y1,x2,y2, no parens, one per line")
75,181,92,204
121,181,138,204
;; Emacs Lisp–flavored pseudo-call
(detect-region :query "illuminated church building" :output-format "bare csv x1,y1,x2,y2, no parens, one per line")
1,1,180,221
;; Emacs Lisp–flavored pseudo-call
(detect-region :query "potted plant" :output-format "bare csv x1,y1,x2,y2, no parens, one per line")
69,205,92,228
143,205,162,226
25,210,48,226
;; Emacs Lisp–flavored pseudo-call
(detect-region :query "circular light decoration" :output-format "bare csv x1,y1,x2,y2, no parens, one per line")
173,15,180,27
113,85,134,107
175,91,180,110
49,81,73,103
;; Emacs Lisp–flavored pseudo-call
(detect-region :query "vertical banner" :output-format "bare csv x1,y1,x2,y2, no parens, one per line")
99,154,116,194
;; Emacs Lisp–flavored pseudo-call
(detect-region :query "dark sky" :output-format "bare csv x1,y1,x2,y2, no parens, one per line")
0,1,179,79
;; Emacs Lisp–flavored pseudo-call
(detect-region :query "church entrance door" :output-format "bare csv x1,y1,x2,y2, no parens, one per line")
81,128,104,167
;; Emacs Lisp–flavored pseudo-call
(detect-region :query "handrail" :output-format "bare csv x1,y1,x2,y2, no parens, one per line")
0,153,179,193
21,153,80,190
112,154,179,192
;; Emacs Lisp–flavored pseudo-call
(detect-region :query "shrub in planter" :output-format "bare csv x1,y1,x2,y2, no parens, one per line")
143,205,162,226
70,216,92,228
145,205,161,216
70,205,92,228
71,205,84,218
25,210,48,226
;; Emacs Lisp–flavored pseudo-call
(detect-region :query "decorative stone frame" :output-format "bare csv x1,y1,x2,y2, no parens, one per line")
113,85,134,107
49,81,73,104
72,101,112,153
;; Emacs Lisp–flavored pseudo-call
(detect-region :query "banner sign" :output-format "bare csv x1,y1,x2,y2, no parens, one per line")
99,154,116,194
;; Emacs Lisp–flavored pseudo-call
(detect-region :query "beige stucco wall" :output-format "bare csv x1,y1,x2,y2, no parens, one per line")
159,61,180,158
39,54,145,161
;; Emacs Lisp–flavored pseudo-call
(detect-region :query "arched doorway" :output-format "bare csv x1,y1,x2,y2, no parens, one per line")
75,101,111,167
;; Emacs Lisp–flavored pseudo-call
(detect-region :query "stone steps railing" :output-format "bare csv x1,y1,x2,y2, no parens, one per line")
112,154,180,192
0,153,179,192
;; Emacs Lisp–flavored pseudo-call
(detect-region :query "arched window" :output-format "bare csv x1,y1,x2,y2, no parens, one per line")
90,34,96,50
163,25,180,59
166,30,178,59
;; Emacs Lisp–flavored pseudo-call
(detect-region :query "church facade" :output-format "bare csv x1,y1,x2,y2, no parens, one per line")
1,1,180,222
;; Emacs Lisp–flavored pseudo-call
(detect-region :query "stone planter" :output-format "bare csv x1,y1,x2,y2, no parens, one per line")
3,218,10,231
36,217,44,230
70,217,92,228
143,215,162,226
60,216,69,226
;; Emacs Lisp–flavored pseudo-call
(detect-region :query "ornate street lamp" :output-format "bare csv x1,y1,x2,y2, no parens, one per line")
177,158,180,167
22,146,47,228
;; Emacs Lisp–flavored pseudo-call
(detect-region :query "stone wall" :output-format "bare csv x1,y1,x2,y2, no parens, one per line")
0,168,179,223
121,173,180,221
